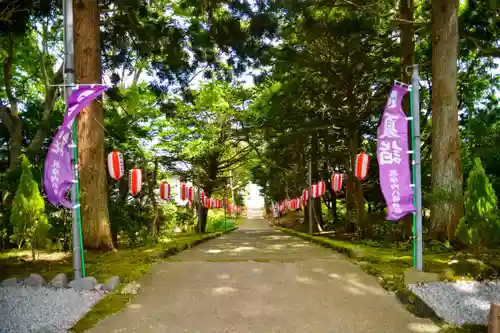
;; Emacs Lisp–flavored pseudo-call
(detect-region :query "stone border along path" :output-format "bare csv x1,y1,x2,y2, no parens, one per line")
87,218,440,333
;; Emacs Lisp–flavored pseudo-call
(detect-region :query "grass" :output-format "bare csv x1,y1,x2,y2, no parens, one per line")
274,226,493,333
0,227,237,333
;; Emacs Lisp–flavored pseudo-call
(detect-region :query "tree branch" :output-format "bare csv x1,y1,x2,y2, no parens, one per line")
0,2,20,23
3,34,18,114
0,106,13,132
26,64,64,159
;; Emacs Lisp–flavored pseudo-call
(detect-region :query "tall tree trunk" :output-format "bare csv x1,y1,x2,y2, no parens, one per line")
8,116,22,171
147,159,159,238
74,0,113,250
430,0,463,241
400,0,415,239
346,129,358,224
199,206,208,233
330,188,337,224
310,131,320,232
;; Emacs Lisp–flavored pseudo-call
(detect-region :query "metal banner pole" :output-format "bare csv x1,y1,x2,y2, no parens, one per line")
308,160,313,234
410,65,423,271
63,0,84,279
196,187,201,233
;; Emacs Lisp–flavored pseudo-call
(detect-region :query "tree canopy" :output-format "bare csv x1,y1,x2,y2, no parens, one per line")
0,0,499,251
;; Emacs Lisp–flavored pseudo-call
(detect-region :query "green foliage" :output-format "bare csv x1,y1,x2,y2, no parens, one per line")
206,217,236,233
9,157,49,259
456,158,500,248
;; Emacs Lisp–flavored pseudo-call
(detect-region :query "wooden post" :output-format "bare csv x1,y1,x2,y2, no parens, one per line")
488,302,500,333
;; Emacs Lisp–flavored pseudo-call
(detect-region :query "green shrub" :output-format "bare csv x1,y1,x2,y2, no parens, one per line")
206,218,235,232
10,157,50,259
456,157,500,249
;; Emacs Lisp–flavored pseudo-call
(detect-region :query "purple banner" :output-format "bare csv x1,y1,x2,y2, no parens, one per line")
377,84,415,221
43,85,107,208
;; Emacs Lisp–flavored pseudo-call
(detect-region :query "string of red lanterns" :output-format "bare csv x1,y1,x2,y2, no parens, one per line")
106,151,240,211
274,152,370,214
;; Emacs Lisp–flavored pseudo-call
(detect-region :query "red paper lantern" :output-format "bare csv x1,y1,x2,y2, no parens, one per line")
129,168,142,196
180,183,187,201
207,197,212,209
355,152,370,180
302,189,308,205
312,184,319,198
332,173,343,192
107,151,124,180
187,186,193,202
160,182,170,200
318,180,325,196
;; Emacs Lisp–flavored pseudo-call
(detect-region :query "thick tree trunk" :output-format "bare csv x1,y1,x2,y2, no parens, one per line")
400,0,415,239
430,0,463,241
8,115,22,170
147,159,159,238
330,189,337,223
310,131,320,233
488,303,500,333
199,206,208,233
345,138,356,227
347,128,365,227
74,0,113,250
355,178,365,227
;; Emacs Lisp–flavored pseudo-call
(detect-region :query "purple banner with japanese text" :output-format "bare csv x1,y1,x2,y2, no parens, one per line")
377,84,415,221
43,85,107,208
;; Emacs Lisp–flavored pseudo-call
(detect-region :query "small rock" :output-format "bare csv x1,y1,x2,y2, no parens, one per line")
1,277,21,287
348,248,366,259
69,276,98,291
23,273,45,288
93,284,104,292
103,275,121,291
403,267,440,285
50,273,68,288
121,281,141,295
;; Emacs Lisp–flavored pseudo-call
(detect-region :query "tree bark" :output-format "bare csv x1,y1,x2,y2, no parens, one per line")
148,159,159,238
330,189,337,223
310,131,320,232
347,128,364,227
430,0,463,241
488,302,500,333
74,0,113,250
199,206,208,233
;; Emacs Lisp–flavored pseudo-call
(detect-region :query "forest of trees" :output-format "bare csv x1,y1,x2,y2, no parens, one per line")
0,0,499,253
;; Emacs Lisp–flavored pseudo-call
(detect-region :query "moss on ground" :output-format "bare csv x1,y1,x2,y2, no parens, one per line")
274,227,491,333
0,228,237,333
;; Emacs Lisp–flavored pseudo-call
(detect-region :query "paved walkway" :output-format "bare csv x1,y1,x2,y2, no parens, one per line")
88,219,439,333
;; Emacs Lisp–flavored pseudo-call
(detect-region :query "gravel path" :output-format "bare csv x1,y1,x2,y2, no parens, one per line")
0,286,104,333
409,280,500,326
